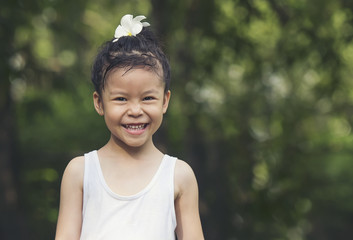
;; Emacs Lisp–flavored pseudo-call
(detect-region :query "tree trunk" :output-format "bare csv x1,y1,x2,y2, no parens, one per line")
0,3,27,238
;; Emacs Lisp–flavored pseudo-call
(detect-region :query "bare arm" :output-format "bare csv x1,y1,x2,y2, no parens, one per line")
55,156,85,240
174,160,204,240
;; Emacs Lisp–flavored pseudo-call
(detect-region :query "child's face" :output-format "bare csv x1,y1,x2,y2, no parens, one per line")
93,67,170,149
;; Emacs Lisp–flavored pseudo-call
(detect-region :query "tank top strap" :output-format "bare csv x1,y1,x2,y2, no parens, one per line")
159,154,177,183
82,150,98,216
158,154,177,227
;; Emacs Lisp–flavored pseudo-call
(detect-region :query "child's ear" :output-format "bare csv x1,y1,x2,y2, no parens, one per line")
93,91,104,116
162,90,171,114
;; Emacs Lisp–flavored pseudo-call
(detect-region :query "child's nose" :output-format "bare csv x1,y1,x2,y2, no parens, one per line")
127,102,143,116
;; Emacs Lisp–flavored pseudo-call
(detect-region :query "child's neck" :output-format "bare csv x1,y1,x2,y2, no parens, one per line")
101,136,163,161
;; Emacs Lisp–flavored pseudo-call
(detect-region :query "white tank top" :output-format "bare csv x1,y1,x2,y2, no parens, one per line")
80,150,177,240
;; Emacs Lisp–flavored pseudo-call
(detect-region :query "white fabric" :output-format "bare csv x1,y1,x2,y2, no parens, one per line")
80,150,177,240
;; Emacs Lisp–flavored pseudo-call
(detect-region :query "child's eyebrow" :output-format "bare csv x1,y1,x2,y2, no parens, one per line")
142,89,160,95
108,89,160,96
109,90,128,96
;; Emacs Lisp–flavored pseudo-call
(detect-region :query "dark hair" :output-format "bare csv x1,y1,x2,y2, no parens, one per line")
91,28,171,96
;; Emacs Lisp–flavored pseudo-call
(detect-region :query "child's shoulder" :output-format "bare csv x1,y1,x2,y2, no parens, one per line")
174,159,199,196
62,155,85,187
66,155,85,172
174,159,195,178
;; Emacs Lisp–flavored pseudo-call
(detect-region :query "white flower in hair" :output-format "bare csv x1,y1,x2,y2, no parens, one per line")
113,14,150,42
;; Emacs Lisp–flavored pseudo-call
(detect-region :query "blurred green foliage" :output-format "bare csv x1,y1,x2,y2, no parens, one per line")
2,0,353,239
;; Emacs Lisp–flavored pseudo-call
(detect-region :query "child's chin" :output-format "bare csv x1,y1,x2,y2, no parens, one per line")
122,138,150,148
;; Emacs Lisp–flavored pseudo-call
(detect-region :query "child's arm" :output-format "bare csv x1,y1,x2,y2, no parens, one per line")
174,160,204,240
55,157,85,240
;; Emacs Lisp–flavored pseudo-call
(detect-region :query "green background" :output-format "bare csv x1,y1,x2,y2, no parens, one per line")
2,0,353,239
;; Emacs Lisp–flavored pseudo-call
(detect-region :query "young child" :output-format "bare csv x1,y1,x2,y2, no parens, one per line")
55,14,204,240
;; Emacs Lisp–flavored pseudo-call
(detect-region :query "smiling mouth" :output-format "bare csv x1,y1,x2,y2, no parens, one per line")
122,124,148,130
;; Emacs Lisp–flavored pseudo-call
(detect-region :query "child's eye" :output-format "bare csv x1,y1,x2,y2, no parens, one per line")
143,96,155,101
115,97,127,101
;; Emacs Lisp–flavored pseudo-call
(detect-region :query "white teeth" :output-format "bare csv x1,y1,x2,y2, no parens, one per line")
125,124,146,130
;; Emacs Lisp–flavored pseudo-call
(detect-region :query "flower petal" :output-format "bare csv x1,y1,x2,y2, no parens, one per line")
130,22,143,35
133,15,146,22
134,15,150,27
120,14,133,29
114,25,128,38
